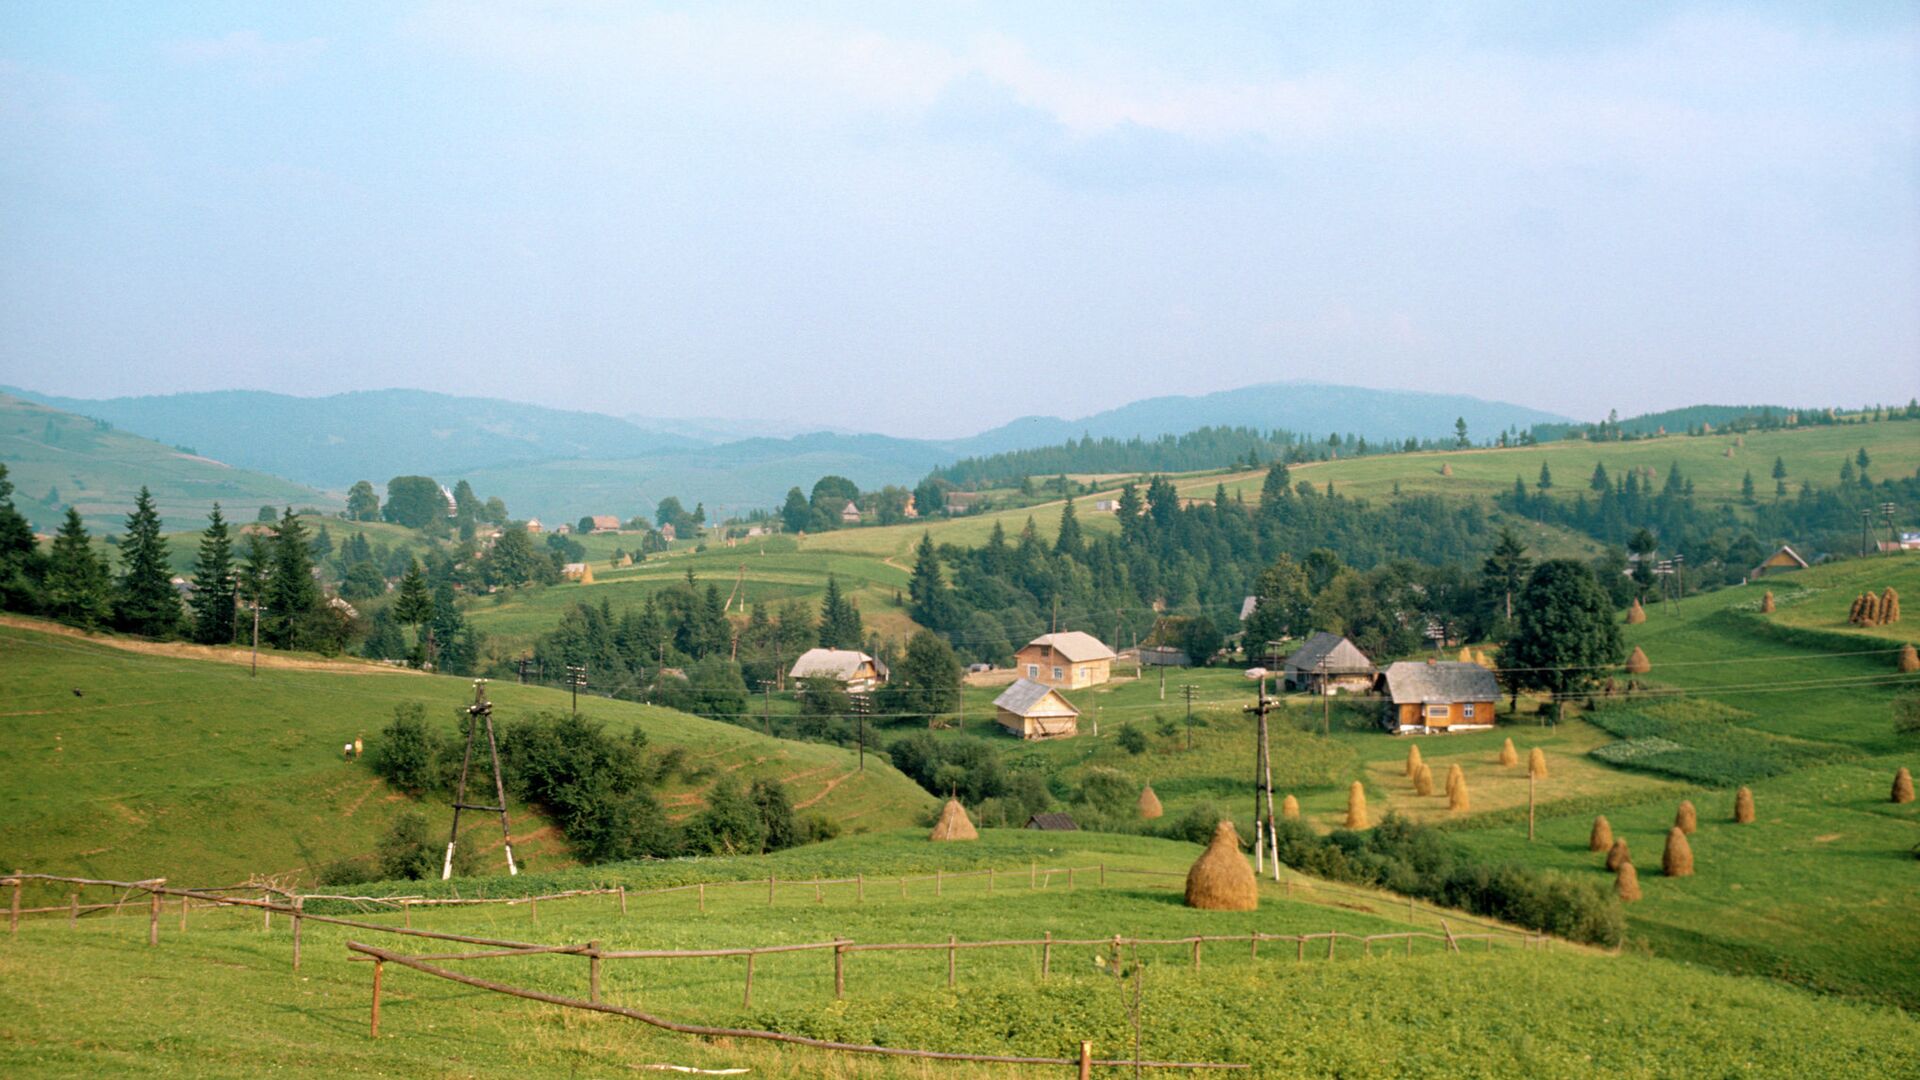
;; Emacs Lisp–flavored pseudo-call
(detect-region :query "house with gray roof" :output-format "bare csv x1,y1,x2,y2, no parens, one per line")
789,648,887,692
993,677,1080,740
1282,632,1376,694
1376,659,1500,734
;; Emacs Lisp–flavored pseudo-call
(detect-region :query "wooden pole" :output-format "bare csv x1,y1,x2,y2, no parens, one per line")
768,876,776,906
936,870,942,897
1191,938,1201,969
1296,937,1304,961
1099,863,1106,887
179,895,189,932
1251,932,1258,958
699,883,706,914
370,960,383,1038
857,874,864,904
947,934,957,988
1079,1040,1093,1080
404,902,411,929
834,941,846,1000
619,885,627,917
291,896,303,969
263,889,271,932
1042,931,1052,979
987,868,994,894
589,941,601,1004
69,893,78,930
148,888,160,947
1327,932,1335,960
1030,861,1036,889
743,952,755,1008
899,877,906,899
1528,773,1536,842
1067,867,1074,891
529,897,538,924
814,882,822,905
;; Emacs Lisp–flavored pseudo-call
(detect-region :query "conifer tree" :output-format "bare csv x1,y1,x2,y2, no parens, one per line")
189,503,238,645
1537,462,1553,490
0,463,46,612
818,574,863,649
393,558,434,665
264,508,320,649
113,487,180,637
1589,462,1609,491
1053,496,1083,559
46,508,112,628
907,531,955,631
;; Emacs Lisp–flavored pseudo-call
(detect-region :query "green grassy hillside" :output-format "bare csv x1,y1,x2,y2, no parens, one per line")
0,393,339,533
0,619,934,886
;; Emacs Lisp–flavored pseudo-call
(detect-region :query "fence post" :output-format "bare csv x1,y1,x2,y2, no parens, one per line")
370,959,384,1038
947,934,957,988
619,885,627,917
148,887,161,947
529,897,539,924
1100,863,1106,887
743,952,755,1008
1068,868,1075,891
9,871,21,935
179,895,189,933
1191,938,1201,969
768,876,776,906
69,893,78,930
1327,931,1335,960
1250,932,1258,959
404,901,412,929
1365,937,1372,958
987,868,994,895
1296,936,1304,961
1079,1040,1093,1080
814,882,822,905
1030,861,1036,889
1407,933,1413,958
936,870,942,897
834,940,846,1000
1043,931,1052,979
857,874,864,904
699,883,706,914
589,940,601,1003
899,877,906,899
291,896,303,969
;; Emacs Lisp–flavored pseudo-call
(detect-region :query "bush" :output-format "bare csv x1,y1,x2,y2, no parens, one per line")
376,811,440,881
1117,722,1149,755
683,775,768,856
886,733,1007,804
499,711,674,863
1076,766,1138,816
366,702,444,796
1160,801,1227,845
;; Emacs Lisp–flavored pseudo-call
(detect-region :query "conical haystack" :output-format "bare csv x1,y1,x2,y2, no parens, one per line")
1345,781,1369,829
1662,827,1693,877
1499,738,1519,767
1733,787,1755,824
1589,815,1613,852
1528,747,1548,779
1458,647,1475,664
1445,763,1464,798
1625,646,1651,675
1626,599,1646,625
1894,767,1915,805
1184,821,1257,911
1884,588,1902,625
1605,839,1631,872
929,799,977,842
1616,861,1642,902
1898,644,1919,674
1414,764,1434,797
1448,774,1470,812
1675,800,1696,835
1760,591,1775,614
1439,463,1453,477
1282,794,1300,819
1137,785,1164,820
1405,743,1423,778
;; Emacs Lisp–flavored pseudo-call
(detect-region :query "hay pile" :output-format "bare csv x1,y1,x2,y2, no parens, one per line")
1528,747,1548,779
1448,774,1469,812
1662,827,1694,877
1414,764,1434,797
1616,860,1642,902
1499,738,1519,767
1345,781,1369,829
1405,743,1423,778
1675,800,1697,835
1898,644,1919,674
1440,463,1453,477
1894,767,1915,805
1445,763,1464,799
1589,815,1613,852
1282,794,1300,819
929,799,977,842
1137,785,1164,820
1760,590,1775,614
1625,646,1651,675
1733,787,1755,824
1184,821,1257,911
1605,839,1631,872
1626,599,1646,625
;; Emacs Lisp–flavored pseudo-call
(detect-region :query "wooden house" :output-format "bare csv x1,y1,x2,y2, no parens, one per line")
1014,631,1115,689
1377,660,1499,734
1282,632,1376,694
524,518,543,534
994,678,1080,739
1750,545,1808,578
1024,812,1079,831
840,501,862,525
659,523,677,543
588,515,622,534
789,648,887,692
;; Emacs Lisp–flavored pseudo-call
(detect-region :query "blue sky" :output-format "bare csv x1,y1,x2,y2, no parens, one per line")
2,2,1914,436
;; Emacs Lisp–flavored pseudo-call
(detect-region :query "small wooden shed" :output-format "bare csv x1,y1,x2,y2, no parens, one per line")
1024,812,1079,831
993,678,1080,740
1750,545,1808,578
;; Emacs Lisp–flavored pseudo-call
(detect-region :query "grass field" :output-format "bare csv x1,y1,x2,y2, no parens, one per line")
0,620,934,886
4,830,1917,1078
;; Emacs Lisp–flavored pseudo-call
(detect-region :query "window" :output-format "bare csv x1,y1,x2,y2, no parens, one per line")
1077,667,1088,681
1052,667,1064,680
1027,664,1038,678
1462,703,1476,719
1426,704,1451,718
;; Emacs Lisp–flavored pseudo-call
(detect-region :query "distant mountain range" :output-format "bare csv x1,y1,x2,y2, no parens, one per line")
2,381,1573,523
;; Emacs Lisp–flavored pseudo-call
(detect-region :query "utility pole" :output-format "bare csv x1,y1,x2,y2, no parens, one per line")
566,664,587,714
1242,669,1278,856
444,680,517,879
1319,656,1330,737
760,680,774,735
852,693,869,771
249,602,259,678
1882,502,1900,550
1180,684,1198,750
1158,661,1165,701
1861,508,1874,558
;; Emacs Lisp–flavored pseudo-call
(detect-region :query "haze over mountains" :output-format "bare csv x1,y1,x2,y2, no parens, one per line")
3,381,1572,523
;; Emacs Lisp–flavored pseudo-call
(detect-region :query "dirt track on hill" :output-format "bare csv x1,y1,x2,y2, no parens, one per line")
0,614,426,675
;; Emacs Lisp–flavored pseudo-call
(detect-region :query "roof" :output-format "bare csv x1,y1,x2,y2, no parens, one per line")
590,515,621,530
1025,812,1079,831
1284,632,1375,675
1379,660,1500,705
1757,544,1809,570
789,648,876,681
993,678,1079,717
1239,595,1258,621
1020,631,1116,663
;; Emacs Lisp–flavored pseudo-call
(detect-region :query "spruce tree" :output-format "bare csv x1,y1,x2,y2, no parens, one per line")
1537,462,1553,490
393,558,434,665
113,486,180,637
1741,471,1756,504
908,531,955,631
264,508,320,649
1053,496,1083,558
0,463,46,612
189,503,238,645
1589,462,1609,491
45,508,111,629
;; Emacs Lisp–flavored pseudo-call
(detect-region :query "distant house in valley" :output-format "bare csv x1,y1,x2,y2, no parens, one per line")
1376,659,1499,734
1878,531,1920,553
840,501,862,525
1015,631,1116,689
561,562,590,581
1093,499,1119,512
943,491,984,514
1282,632,1376,694
903,493,919,519
524,518,543,534
1137,645,1190,667
553,523,572,535
1024,812,1079,831
659,523,677,543
589,515,622,534
1238,595,1259,622
789,647,887,692
1750,545,1809,578
994,678,1080,740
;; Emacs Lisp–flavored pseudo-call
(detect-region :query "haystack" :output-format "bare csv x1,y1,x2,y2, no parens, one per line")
1445,763,1464,798
1499,738,1519,767
1894,767,1915,805
1733,787,1755,824
1345,781,1369,829
1458,647,1475,664
1282,794,1301,820
929,799,977,842
1448,774,1470,812
1440,463,1453,477
1137,785,1164,820
1626,599,1646,625
1184,821,1257,911
1605,839,1631,872
1589,815,1613,852
1662,827,1693,877
1616,861,1642,902
1405,743,1423,778
1625,646,1651,675
1414,764,1434,797
1760,591,1775,614
1898,644,1919,674
1675,800,1696,835
1528,747,1548,779
1883,587,1902,625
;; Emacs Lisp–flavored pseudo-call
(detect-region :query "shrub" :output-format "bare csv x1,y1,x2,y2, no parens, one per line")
499,712,674,863
316,857,378,887
366,702,444,796
376,811,439,881
1117,722,1149,755
1077,767,1139,816
1162,801,1228,845
683,775,768,856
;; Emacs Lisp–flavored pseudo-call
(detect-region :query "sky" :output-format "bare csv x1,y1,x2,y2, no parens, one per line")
1,2,1915,438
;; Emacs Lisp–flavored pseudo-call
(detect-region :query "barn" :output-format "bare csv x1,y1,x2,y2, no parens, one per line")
1377,659,1499,734
994,678,1080,740
1014,631,1116,689
1282,632,1376,694
1750,545,1809,578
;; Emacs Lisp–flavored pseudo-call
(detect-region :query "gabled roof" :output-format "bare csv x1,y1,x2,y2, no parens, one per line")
1020,631,1115,663
1283,631,1375,675
590,515,621,530
789,648,876,681
1239,595,1259,621
1025,812,1079,831
1379,660,1499,704
1757,544,1809,570
993,677,1079,717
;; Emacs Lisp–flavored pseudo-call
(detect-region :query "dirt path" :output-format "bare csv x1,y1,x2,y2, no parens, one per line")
0,614,425,675
794,769,860,810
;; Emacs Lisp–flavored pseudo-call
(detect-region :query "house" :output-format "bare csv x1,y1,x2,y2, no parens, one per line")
1750,545,1809,578
840,501,862,525
1282,632,1376,694
994,678,1080,740
524,518,543,534
1024,812,1079,831
944,491,983,513
1877,532,1920,554
903,493,919,519
1376,659,1499,734
789,647,887,692
553,523,572,536
1238,596,1259,622
1137,645,1191,667
561,562,589,581
589,515,622,534
1093,499,1119,512
659,523,677,543
1014,631,1116,689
